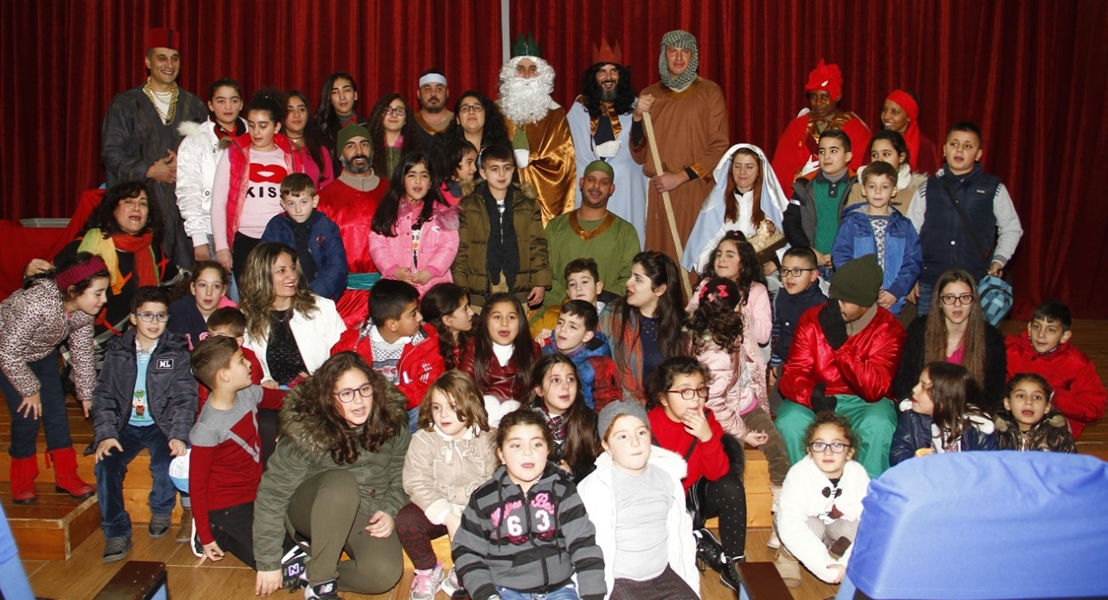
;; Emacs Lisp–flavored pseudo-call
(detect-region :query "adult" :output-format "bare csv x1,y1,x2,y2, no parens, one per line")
411,69,454,150
317,124,390,328
55,181,180,344
451,90,510,151
630,30,729,261
238,243,345,388
683,144,789,274
367,94,423,180
566,39,649,239
176,78,246,264
497,34,577,224
880,90,940,175
777,255,904,478
771,59,871,192
543,161,639,309
285,90,335,191
315,72,362,177
252,352,408,598
893,269,1007,411
101,28,206,271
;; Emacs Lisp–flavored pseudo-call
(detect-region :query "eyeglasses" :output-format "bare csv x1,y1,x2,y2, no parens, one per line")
780,267,817,278
458,104,484,114
333,383,373,404
808,442,852,454
133,312,170,323
667,387,709,400
940,293,975,306
383,106,407,117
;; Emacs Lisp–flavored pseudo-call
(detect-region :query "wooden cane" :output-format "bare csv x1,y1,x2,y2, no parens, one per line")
642,112,694,298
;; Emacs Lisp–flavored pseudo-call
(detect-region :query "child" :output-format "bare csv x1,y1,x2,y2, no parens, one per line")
369,152,460,296
771,248,827,376
420,282,475,371
687,277,790,542
439,137,479,206
458,293,539,426
168,260,235,348
542,300,621,412
0,253,107,505
529,354,600,483
890,362,998,466
994,373,1077,453
775,413,870,587
646,356,747,590
578,401,700,599
783,130,855,279
92,286,198,563
187,336,286,567
399,371,497,600
451,408,607,600
332,279,445,432
688,232,773,361
1005,300,1106,438
906,122,1023,315
843,130,928,215
832,161,921,316
451,144,551,311
531,257,608,338
260,173,348,300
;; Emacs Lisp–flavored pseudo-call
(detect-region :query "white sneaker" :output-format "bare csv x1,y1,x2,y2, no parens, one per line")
767,528,781,549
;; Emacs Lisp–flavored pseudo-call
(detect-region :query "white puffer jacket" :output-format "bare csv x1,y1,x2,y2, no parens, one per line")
176,119,243,247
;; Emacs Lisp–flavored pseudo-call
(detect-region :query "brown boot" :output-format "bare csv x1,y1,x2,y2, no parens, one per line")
48,447,94,499
175,508,193,543
774,547,801,588
828,535,852,559
10,455,39,504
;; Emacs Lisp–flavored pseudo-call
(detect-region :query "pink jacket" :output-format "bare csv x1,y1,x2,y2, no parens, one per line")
369,200,460,296
696,331,769,442
686,281,772,346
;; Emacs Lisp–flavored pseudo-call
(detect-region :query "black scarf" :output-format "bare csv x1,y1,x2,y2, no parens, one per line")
289,214,318,284
482,184,520,291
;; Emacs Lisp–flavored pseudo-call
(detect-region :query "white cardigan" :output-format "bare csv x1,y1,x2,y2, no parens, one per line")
243,296,346,384
777,455,870,583
176,119,244,247
577,446,699,598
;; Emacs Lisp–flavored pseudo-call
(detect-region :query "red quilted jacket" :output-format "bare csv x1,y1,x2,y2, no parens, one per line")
332,323,445,410
1006,332,1106,438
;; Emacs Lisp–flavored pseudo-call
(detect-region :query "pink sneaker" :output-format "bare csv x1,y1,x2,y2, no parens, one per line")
410,562,445,600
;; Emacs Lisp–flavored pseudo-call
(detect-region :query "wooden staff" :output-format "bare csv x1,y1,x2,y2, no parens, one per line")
642,111,693,298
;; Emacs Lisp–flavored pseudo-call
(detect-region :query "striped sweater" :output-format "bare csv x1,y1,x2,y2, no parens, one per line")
451,463,606,600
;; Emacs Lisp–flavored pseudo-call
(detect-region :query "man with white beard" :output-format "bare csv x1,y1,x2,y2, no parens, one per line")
566,39,648,245
498,34,577,225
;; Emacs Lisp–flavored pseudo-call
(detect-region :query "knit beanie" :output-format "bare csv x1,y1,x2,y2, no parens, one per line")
598,400,650,441
829,254,883,307
336,123,371,156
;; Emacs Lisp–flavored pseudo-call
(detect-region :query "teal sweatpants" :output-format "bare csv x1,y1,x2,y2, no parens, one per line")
777,395,897,479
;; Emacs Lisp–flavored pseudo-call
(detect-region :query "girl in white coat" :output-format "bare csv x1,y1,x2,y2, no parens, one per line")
578,401,699,600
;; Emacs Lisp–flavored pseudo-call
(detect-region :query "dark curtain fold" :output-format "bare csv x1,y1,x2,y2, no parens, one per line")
510,0,1108,319
0,1,1106,317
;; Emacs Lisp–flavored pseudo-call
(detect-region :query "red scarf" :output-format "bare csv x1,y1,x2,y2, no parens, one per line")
887,90,921,171
111,231,160,288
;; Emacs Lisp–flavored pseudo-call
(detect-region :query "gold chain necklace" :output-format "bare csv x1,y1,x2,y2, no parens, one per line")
143,78,179,124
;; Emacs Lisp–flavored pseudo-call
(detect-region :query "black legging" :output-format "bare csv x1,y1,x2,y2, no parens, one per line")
689,472,747,559
231,232,260,284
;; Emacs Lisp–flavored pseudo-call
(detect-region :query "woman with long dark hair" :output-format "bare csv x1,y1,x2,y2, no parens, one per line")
315,72,361,176
451,90,510,152
285,90,334,190
367,94,423,179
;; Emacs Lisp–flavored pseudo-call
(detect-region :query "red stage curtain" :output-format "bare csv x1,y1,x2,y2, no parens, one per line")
510,0,1108,319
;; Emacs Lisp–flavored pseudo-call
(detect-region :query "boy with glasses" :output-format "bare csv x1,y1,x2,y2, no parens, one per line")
771,247,827,382
92,286,198,562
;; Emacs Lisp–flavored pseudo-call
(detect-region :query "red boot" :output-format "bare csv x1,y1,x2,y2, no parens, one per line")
48,447,94,500
10,455,39,504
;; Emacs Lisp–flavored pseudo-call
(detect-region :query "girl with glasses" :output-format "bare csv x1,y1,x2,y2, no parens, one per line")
894,268,1007,411
367,94,423,180
776,412,869,587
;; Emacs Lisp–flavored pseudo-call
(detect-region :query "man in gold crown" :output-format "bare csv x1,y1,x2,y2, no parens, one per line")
497,33,577,225
566,39,649,244
101,28,206,270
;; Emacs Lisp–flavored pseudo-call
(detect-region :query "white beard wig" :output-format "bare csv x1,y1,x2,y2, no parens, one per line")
498,56,556,125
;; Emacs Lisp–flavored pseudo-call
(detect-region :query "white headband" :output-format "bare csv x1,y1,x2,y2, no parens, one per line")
419,73,447,87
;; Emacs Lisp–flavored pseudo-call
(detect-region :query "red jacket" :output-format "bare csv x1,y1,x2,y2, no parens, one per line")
1006,332,1106,439
780,305,905,408
648,406,730,492
458,337,541,403
332,323,445,410
224,133,303,246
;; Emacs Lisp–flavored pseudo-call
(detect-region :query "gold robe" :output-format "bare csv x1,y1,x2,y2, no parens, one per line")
505,105,577,225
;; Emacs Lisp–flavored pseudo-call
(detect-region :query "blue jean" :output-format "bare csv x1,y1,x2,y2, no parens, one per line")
496,583,579,600
407,407,420,433
0,352,72,458
95,423,177,539
916,278,936,316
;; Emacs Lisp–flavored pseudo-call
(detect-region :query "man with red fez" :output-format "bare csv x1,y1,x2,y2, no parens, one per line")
317,124,389,328
567,39,649,244
881,89,941,174
771,59,871,192
497,34,577,225
630,30,729,260
101,28,207,271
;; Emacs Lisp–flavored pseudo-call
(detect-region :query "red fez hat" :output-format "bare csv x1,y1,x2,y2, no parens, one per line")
146,28,180,50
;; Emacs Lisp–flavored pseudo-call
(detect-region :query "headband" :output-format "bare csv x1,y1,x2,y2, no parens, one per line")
419,73,447,87
55,256,108,293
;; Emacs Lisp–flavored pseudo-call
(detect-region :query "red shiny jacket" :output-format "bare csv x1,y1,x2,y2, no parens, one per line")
458,337,541,403
1006,332,1106,439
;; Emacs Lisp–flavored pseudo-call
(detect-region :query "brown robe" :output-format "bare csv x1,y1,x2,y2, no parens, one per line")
505,104,577,225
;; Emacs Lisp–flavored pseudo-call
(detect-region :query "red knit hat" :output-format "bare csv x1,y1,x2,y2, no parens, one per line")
55,256,108,294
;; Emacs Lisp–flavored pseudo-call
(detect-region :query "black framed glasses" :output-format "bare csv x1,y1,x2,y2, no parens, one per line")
940,293,975,306
780,267,817,278
333,383,373,404
808,441,851,454
133,312,170,323
667,387,709,400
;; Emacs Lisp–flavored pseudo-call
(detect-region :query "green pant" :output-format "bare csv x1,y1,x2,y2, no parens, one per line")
777,396,897,479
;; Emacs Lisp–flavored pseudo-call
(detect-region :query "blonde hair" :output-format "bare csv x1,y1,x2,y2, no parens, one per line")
417,371,490,433
238,242,319,342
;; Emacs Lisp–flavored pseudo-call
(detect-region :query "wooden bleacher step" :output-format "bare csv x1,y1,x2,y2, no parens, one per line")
1,481,101,560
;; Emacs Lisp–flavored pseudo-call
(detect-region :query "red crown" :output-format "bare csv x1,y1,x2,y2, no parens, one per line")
592,39,622,65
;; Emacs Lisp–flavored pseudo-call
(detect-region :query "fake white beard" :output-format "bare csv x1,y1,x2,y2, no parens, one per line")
499,59,556,125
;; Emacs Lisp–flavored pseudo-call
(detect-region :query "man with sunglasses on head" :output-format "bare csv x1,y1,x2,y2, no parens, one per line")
777,255,905,479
